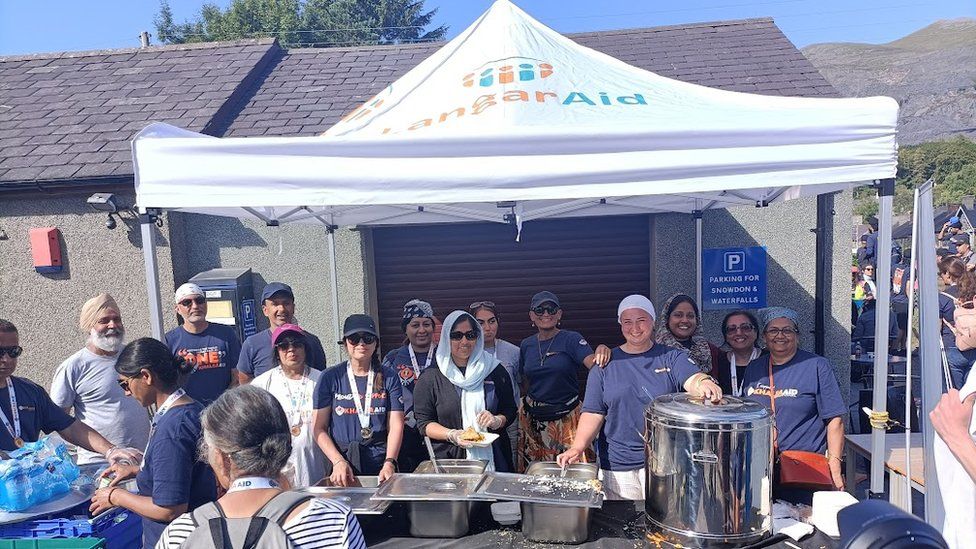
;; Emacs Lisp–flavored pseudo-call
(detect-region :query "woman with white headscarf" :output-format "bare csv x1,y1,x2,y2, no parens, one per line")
557,295,722,500
413,311,517,472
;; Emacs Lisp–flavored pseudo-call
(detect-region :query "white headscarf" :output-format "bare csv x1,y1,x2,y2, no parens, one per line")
436,310,499,470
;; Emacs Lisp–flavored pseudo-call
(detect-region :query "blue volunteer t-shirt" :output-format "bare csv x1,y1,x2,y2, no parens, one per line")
314,362,404,470
382,346,437,417
941,289,959,350
0,377,75,451
137,401,216,548
237,328,328,378
520,330,593,405
582,346,699,471
742,349,847,453
164,324,241,405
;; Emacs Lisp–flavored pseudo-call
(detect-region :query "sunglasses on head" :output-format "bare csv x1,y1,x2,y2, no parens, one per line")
346,333,377,345
449,330,478,341
276,339,306,350
178,296,206,307
0,346,23,359
531,305,559,315
469,300,496,310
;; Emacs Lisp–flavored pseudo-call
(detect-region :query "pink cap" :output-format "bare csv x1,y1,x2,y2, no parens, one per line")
272,323,305,346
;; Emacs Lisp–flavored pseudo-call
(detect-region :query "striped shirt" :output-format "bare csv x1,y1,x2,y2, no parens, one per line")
156,496,366,549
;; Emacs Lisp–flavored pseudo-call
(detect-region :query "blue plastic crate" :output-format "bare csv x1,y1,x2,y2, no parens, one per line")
0,519,92,540
91,509,140,549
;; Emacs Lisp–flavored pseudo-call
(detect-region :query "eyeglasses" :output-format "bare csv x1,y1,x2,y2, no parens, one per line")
346,333,377,345
531,305,560,315
726,324,755,334
178,296,206,307
276,340,306,351
449,330,478,341
0,346,23,359
764,327,799,337
470,300,496,310
117,375,138,392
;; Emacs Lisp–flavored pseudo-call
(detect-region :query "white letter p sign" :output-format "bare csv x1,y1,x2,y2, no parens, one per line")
724,251,745,273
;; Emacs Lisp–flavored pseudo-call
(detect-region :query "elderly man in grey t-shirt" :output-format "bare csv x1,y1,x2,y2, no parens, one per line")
50,294,150,464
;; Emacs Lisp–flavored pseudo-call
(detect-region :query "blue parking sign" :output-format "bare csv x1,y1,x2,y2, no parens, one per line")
701,247,767,310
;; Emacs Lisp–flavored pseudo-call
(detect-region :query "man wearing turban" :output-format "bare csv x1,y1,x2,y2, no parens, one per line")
50,293,150,464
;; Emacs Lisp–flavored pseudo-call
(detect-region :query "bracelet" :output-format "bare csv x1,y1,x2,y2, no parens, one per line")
826,452,843,464
107,487,116,506
695,374,717,388
384,458,399,472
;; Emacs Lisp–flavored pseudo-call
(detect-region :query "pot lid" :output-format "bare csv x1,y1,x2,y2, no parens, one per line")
298,487,391,515
474,472,605,508
371,473,484,501
647,394,770,424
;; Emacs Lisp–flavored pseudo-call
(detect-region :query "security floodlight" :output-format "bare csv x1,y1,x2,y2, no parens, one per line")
87,193,119,213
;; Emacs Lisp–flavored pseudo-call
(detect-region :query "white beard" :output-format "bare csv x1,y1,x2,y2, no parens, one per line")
90,328,125,353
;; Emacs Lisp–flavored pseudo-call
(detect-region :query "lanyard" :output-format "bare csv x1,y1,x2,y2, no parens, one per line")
227,477,279,493
1,379,22,447
345,365,375,437
142,388,186,466
728,349,759,398
407,345,432,379
278,367,310,425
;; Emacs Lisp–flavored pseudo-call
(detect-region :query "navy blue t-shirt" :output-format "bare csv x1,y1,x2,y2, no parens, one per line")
314,362,404,470
164,323,241,405
137,400,216,548
582,346,699,471
941,289,959,350
742,349,847,453
519,330,593,405
0,376,75,451
237,328,328,378
382,346,437,418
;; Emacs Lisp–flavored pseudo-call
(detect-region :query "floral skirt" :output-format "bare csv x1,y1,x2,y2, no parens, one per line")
516,404,594,472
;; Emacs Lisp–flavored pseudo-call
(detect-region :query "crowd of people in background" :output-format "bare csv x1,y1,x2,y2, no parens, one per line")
3,242,975,545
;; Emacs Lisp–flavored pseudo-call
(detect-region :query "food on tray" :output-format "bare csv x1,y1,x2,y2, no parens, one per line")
586,478,603,493
459,427,485,442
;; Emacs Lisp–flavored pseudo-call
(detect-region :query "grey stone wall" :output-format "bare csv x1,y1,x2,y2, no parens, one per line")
0,192,177,384
651,192,852,398
168,212,368,363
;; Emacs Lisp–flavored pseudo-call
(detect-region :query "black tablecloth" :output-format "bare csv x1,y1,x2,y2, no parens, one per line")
363,501,836,548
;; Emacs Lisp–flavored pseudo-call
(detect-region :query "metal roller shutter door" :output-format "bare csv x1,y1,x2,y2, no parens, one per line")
371,215,651,356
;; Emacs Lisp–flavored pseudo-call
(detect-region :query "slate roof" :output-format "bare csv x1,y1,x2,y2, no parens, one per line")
0,17,838,188
0,39,280,189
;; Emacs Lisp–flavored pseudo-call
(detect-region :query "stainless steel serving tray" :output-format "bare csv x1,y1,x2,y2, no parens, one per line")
474,470,604,508
298,486,391,515
371,473,485,502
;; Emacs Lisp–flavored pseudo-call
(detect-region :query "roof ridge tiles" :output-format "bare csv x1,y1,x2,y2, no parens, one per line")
0,38,276,63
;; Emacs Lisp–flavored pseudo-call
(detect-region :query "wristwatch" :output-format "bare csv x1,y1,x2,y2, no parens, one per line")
384,458,399,472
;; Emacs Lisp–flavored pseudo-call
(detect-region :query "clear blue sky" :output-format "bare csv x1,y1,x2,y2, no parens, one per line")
1,0,974,56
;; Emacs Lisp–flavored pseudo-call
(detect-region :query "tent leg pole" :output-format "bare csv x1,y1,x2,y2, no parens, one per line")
917,179,945,526
694,206,703,306
327,227,342,349
140,209,164,339
869,179,894,498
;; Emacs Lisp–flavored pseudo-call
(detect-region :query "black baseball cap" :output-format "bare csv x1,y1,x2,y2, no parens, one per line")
530,291,560,309
261,282,294,302
951,234,971,246
341,314,379,340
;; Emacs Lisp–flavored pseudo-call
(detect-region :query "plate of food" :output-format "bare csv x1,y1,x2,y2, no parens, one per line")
459,426,499,448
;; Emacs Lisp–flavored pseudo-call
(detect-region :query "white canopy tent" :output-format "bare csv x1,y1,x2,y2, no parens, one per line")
131,0,929,524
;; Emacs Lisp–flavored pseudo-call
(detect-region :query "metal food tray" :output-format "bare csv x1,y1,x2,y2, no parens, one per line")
474,472,604,508
371,473,485,502
297,486,392,515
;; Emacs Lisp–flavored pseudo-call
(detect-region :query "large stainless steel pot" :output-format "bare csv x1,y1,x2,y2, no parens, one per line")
409,459,486,538
645,394,772,547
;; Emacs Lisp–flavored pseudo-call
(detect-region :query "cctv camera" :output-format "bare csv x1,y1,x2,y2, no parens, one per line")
105,214,117,230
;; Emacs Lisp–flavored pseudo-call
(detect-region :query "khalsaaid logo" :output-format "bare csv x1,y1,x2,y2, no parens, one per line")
463,57,554,88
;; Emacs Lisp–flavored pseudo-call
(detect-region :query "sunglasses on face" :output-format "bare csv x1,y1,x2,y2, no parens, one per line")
765,327,799,337
531,305,559,315
276,340,306,351
117,375,138,392
726,324,755,334
449,330,478,341
0,346,23,359
179,296,206,307
346,333,377,345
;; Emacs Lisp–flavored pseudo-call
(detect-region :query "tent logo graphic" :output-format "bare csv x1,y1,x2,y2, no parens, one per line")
463,57,554,88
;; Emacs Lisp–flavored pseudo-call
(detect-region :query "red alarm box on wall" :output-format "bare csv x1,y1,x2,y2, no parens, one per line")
29,227,63,274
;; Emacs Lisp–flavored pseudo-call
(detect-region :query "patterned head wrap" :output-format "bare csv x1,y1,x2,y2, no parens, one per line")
654,293,713,374
759,307,800,333
401,299,435,331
